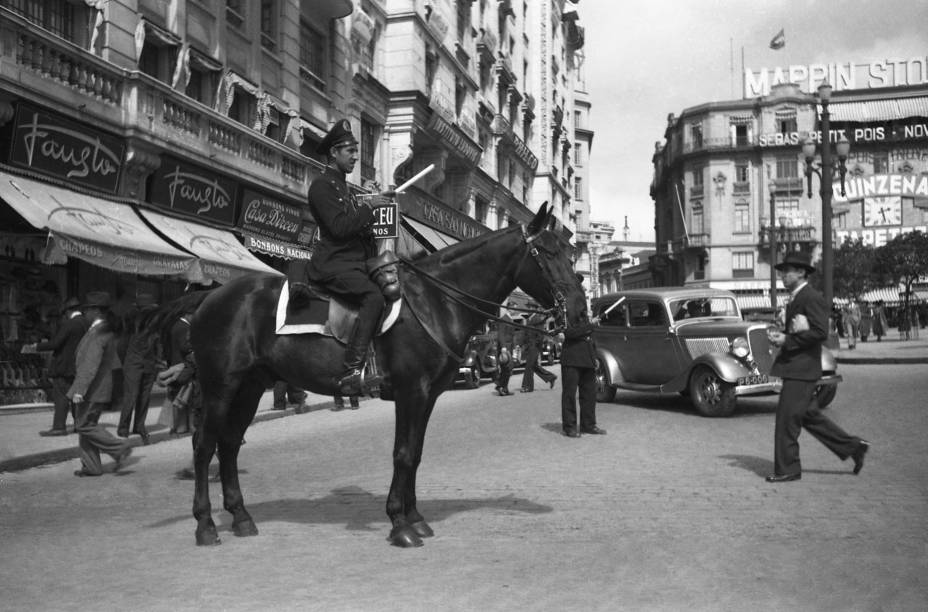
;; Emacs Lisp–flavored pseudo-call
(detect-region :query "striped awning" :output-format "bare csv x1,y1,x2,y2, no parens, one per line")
823,97,928,122
735,294,788,311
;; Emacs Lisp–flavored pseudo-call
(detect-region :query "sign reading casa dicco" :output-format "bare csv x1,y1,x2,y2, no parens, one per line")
8,102,125,193
149,155,237,225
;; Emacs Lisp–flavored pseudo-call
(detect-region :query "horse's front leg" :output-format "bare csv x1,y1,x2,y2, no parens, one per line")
192,425,220,546
386,391,436,547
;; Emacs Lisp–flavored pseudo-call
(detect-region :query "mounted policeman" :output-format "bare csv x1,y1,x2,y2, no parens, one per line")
288,119,397,396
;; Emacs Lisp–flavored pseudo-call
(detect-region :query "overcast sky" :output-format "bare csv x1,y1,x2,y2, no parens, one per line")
580,0,928,242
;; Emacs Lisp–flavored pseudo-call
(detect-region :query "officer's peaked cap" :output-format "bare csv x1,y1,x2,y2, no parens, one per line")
316,119,358,155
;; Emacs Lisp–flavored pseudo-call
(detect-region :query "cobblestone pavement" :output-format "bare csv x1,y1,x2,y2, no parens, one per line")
0,363,926,611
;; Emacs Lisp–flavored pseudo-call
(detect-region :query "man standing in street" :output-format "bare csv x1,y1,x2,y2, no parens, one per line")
31,297,88,436
117,293,161,444
765,252,870,482
560,273,605,438
519,313,557,392
494,312,515,396
68,292,132,477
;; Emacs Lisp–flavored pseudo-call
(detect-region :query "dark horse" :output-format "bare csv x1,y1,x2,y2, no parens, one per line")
168,203,585,547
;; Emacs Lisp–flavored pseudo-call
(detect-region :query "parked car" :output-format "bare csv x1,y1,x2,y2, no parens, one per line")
456,329,499,389
591,288,842,417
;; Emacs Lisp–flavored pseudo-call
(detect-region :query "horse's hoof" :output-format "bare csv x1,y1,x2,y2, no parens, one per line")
232,519,259,538
195,529,221,546
388,525,424,548
410,520,434,538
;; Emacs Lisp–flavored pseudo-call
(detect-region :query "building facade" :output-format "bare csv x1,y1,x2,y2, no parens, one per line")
0,0,589,406
650,76,928,308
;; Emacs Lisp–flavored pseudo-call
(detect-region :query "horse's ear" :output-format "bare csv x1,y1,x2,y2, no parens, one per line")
527,201,549,235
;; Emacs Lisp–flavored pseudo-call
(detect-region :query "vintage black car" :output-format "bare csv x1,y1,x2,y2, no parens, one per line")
456,329,499,389
592,288,842,417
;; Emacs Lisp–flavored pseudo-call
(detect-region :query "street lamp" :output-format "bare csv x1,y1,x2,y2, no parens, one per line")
768,182,778,310
801,81,851,314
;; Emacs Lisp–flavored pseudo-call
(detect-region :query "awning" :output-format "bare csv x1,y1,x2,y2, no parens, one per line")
0,170,196,277
823,97,928,122
400,216,458,255
137,208,282,284
735,294,788,311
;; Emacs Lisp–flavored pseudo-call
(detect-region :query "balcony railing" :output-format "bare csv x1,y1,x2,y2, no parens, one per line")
732,181,751,195
686,233,711,248
681,134,758,154
771,177,804,193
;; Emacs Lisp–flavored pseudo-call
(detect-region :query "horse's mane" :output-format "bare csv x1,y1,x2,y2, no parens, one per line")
417,225,520,268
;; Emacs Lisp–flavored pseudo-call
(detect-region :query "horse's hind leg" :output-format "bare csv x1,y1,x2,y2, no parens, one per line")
219,378,265,538
193,415,220,546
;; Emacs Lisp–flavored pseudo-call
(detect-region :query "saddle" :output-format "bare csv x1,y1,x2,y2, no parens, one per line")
274,280,401,342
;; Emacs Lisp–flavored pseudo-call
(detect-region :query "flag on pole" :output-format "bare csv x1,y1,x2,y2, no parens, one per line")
769,28,785,50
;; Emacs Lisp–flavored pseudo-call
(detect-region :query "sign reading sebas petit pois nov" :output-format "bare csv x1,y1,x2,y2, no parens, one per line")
149,155,237,226
9,102,125,193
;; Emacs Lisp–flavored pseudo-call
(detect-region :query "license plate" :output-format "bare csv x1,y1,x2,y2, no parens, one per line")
739,374,769,385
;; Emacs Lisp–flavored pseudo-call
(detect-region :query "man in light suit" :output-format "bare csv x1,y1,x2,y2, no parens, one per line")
765,252,870,483
68,291,133,477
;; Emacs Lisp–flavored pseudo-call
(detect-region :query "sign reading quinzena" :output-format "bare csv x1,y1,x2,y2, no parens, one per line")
149,155,237,226
9,102,125,193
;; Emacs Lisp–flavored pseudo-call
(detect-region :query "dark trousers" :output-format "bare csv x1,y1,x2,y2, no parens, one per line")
118,366,156,434
520,346,556,391
323,269,384,363
49,376,76,431
273,382,306,408
495,359,513,391
774,378,861,476
561,365,597,431
76,401,130,475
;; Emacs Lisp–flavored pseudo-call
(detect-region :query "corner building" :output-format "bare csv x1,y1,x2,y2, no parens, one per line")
650,78,928,309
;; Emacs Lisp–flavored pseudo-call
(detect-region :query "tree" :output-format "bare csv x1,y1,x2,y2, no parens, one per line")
874,230,928,324
832,238,879,300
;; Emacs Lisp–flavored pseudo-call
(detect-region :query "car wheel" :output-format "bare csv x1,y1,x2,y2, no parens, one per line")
815,384,837,409
595,359,617,403
463,365,479,389
688,366,736,417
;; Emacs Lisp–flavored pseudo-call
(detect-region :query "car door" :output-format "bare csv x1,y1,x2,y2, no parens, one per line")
622,299,679,384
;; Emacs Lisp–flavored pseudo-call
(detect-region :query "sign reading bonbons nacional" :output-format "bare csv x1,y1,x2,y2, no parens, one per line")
149,155,237,225
8,102,125,193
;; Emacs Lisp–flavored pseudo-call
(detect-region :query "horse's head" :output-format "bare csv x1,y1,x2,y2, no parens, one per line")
514,202,587,329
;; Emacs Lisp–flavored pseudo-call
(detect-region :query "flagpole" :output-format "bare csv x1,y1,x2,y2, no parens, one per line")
741,46,745,99
730,38,734,98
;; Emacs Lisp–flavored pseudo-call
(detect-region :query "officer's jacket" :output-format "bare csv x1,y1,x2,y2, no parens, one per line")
306,166,376,280
559,319,597,369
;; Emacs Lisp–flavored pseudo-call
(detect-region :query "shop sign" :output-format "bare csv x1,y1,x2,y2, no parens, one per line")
837,225,928,248
8,102,125,193
149,155,237,225
238,188,303,242
398,191,487,241
745,56,928,97
833,173,928,204
242,234,313,260
371,201,398,239
759,123,928,147
426,113,482,165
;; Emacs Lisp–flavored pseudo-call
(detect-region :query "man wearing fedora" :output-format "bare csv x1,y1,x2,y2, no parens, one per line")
68,291,132,477
288,119,393,395
30,297,89,436
765,251,870,483
117,292,161,444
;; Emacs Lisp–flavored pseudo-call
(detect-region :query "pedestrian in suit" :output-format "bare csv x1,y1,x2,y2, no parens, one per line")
67,292,132,477
494,313,515,396
842,301,861,349
561,274,605,438
871,300,889,342
32,297,89,436
117,293,161,444
765,252,870,483
519,313,557,392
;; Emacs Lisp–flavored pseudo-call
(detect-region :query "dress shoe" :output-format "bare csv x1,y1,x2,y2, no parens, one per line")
133,429,150,445
74,469,101,477
520,387,532,393
562,428,580,438
765,473,801,483
116,429,129,438
580,425,607,435
114,446,133,471
549,376,558,389
852,440,871,475
39,429,68,437
271,404,287,411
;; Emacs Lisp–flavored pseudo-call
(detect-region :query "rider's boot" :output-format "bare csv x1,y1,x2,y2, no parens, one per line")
287,260,311,308
336,320,382,396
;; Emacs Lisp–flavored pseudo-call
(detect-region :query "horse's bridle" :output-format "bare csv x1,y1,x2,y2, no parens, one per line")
522,226,570,332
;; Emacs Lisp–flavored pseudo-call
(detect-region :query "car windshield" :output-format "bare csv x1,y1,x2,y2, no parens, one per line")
669,297,739,321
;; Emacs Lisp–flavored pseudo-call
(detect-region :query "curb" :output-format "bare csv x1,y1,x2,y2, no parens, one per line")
0,398,340,474
837,356,928,365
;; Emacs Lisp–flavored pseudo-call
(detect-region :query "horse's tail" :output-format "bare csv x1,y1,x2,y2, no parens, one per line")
138,291,212,338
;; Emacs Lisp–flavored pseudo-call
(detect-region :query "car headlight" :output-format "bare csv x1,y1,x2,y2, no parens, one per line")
730,337,750,359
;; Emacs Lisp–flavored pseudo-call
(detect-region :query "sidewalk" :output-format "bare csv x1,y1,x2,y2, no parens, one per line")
0,388,350,473
833,331,928,364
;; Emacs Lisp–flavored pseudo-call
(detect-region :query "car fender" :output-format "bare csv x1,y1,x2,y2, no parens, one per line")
596,349,626,386
664,353,753,392
821,346,838,372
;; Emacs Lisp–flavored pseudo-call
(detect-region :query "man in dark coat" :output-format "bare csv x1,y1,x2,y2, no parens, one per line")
68,292,132,477
765,252,870,482
494,313,516,396
288,119,392,395
519,313,557,392
34,297,89,436
117,292,161,444
560,273,605,437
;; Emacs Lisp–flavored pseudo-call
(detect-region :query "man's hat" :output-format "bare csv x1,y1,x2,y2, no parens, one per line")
135,292,158,308
774,251,815,273
61,296,81,311
315,119,358,155
83,291,112,309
